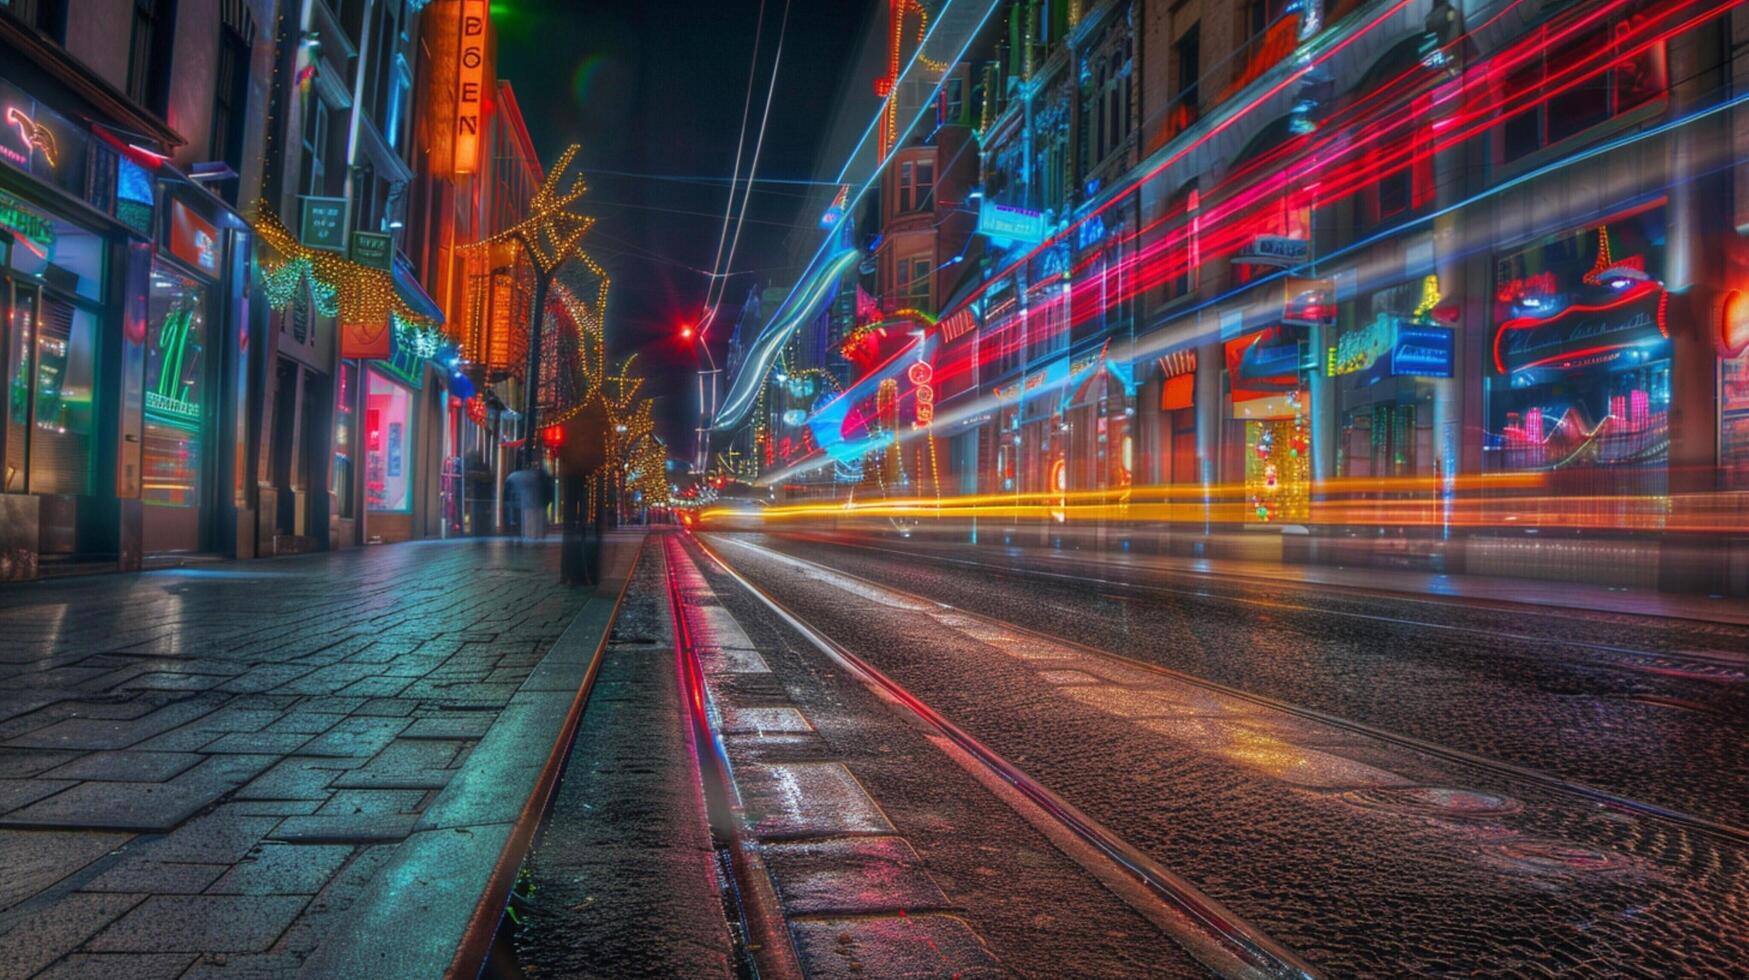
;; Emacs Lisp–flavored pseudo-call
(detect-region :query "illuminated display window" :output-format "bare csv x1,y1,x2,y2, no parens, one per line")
1721,350,1749,491
142,267,207,507
366,369,414,513
5,287,97,496
334,363,357,519
1486,208,1669,482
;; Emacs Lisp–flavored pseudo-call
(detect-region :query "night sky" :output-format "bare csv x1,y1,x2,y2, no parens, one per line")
495,0,882,459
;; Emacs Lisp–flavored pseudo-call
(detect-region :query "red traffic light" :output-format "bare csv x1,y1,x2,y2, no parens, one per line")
678,324,694,340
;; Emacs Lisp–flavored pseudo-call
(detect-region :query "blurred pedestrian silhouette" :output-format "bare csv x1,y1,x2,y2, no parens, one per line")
505,466,547,542
557,409,607,585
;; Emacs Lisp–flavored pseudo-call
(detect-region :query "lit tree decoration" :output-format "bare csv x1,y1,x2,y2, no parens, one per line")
457,145,604,463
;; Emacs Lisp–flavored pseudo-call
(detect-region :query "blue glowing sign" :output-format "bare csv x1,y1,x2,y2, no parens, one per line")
1391,324,1454,378
977,200,1047,244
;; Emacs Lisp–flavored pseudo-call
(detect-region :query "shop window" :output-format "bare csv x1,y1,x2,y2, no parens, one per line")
1721,350,1749,490
25,298,96,495
7,205,106,302
334,362,357,518
142,268,207,507
1496,4,1666,166
366,370,413,512
1486,208,1670,489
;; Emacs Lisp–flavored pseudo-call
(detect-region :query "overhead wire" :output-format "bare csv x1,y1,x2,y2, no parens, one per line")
702,0,767,336
705,0,793,342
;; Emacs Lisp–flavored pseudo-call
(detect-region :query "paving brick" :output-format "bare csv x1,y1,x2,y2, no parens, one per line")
789,914,1003,978
266,813,419,843
81,861,228,895
314,789,426,816
398,715,493,740
0,748,79,778
0,777,75,813
0,892,145,980
295,716,409,758
34,952,198,980
42,751,204,783
143,810,282,864
0,829,131,912
205,843,352,896
199,732,313,755
231,757,352,801
763,836,951,915
85,895,308,953
2,702,217,752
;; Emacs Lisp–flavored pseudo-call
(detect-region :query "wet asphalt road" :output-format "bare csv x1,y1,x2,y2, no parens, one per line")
698,530,1749,975
677,535,1210,978
742,530,1749,829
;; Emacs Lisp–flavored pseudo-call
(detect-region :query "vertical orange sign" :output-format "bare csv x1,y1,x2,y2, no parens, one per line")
454,0,487,174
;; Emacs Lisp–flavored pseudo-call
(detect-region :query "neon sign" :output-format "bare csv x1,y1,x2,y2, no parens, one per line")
4,106,57,169
1493,283,1667,374
453,0,487,175
1329,313,1394,376
908,359,934,427
146,303,202,424
0,191,53,260
977,200,1047,244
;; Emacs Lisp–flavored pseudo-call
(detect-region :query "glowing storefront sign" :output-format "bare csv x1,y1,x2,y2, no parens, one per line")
168,199,220,276
908,359,934,427
977,200,1047,244
0,190,54,260
453,0,488,175
4,106,58,169
1233,235,1309,267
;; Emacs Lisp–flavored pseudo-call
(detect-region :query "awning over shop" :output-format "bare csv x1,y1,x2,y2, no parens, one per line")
392,255,445,324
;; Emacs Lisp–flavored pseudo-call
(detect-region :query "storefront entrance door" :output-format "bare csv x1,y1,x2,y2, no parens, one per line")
1,277,41,495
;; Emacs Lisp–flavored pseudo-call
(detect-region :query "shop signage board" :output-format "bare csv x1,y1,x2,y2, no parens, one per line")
349,231,393,270
453,0,488,175
978,200,1047,244
0,78,91,204
0,190,55,260
1392,324,1454,377
299,196,347,252
167,199,220,276
1329,314,1455,379
1233,235,1309,267
937,307,977,344
340,320,392,360
1282,277,1335,326
1329,313,1395,377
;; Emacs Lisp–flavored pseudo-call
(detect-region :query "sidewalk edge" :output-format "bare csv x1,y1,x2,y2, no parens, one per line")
447,533,647,978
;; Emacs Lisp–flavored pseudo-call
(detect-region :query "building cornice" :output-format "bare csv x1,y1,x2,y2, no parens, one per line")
0,11,184,148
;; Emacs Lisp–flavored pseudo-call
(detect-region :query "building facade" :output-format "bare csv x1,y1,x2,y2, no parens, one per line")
756,0,1749,595
1,0,278,575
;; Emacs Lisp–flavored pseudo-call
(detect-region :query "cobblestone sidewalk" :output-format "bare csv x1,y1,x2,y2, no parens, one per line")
0,537,616,979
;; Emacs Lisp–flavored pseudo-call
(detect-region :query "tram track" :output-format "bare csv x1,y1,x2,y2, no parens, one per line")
774,532,1749,678
686,531,1319,980
701,532,1749,853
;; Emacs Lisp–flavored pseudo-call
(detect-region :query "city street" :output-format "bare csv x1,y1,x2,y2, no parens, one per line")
9,0,1749,973
664,529,1749,975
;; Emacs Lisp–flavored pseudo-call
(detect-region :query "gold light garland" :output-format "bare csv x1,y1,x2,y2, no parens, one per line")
253,209,439,332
